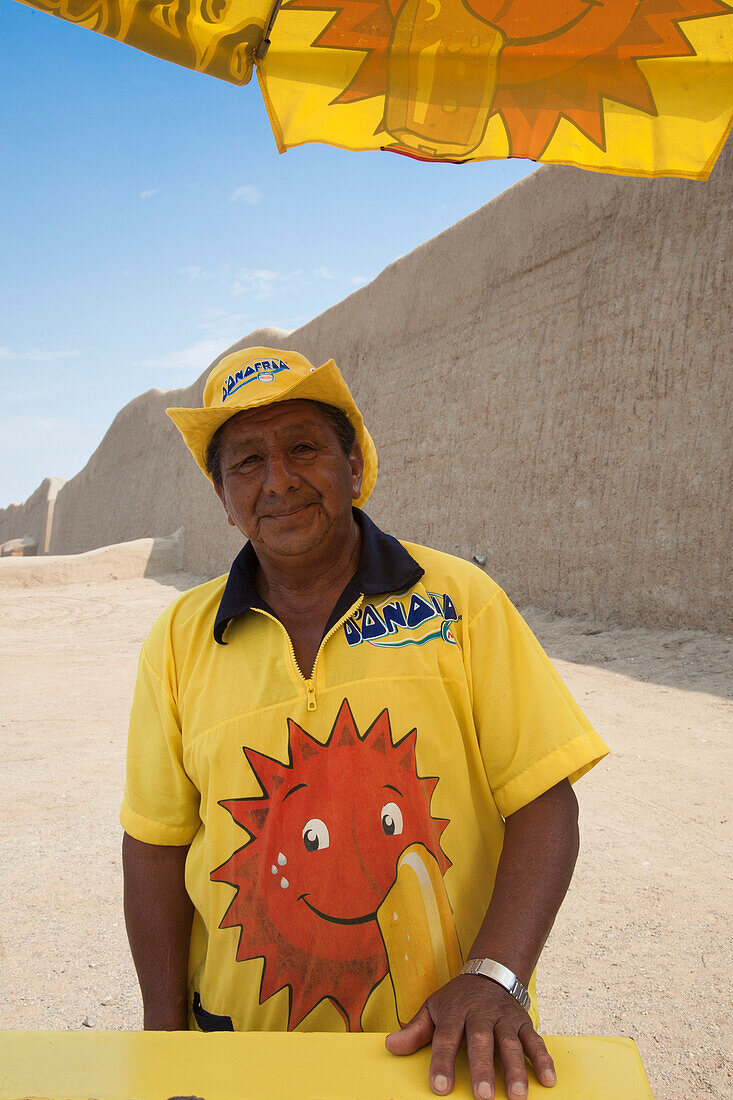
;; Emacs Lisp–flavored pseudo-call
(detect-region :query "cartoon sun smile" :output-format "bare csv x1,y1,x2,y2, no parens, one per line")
211,698,453,1030
500,0,607,47
284,0,730,159
299,896,378,923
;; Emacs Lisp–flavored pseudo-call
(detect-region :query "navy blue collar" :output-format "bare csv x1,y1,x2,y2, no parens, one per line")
213,510,424,644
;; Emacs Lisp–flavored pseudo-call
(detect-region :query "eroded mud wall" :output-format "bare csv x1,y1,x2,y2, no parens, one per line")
43,327,289,569
2,144,730,630
226,144,733,631
0,477,64,554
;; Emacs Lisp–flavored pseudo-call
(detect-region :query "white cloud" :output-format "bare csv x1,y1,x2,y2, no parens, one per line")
179,265,218,283
0,414,103,444
349,275,368,287
135,310,256,376
196,309,252,345
139,188,162,199
135,304,298,377
138,339,230,372
0,346,81,362
314,266,334,280
0,416,107,506
230,185,262,205
230,268,303,300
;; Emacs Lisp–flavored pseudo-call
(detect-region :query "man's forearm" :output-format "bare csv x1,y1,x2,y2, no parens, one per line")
385,779,580,1097
469,778,580,985
122,832,194,1030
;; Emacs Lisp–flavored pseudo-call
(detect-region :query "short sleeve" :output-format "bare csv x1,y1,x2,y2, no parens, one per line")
469,588,608,818
120,642,201,845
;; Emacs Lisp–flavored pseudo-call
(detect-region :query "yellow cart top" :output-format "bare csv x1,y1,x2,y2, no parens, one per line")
1,1031,653,1100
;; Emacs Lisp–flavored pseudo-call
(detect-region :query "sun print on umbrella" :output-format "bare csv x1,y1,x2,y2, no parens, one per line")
28,0,266,83
283,0,731,160
210,698,451,1030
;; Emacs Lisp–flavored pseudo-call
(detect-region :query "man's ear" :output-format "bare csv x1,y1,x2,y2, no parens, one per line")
349,442,364,500
213,479,236,527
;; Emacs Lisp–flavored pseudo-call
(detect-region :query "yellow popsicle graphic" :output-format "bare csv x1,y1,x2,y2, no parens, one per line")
384,0,505,159
377,842,463,1024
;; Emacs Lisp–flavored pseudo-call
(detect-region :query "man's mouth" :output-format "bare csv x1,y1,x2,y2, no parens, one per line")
261,502,317,520
299,894,377,925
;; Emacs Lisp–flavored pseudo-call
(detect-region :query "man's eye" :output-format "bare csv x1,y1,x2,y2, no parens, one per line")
293,443,315,454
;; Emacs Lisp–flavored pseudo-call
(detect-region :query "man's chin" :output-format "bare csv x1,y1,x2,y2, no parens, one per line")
262,535,328,558
256,513,332,558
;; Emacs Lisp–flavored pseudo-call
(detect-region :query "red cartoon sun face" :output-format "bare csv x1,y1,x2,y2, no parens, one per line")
284,0,729,160
211,699,449,1030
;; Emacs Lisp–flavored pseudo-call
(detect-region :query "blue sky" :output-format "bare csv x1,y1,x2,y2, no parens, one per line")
0,0,536,508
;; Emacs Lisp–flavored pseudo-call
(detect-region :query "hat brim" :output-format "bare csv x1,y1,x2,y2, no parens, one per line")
166,358,377,508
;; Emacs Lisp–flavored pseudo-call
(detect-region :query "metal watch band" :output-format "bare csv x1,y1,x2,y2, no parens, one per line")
460,958,531,1012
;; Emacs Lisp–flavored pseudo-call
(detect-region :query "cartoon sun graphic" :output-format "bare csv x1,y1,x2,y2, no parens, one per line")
282,0,730,159
211,698,450,1031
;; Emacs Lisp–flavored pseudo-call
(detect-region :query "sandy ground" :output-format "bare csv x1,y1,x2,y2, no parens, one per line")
0,571,730,1099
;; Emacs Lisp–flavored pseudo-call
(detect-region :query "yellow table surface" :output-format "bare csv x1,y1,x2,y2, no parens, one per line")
0,1032,653,1100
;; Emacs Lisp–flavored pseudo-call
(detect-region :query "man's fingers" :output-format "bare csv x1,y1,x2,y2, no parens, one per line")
494,1019,530,1099
465,1017,496,1099
385,980,557,1100
519,1022,556,1088
384,1003,435,1056
428,1011,464,1096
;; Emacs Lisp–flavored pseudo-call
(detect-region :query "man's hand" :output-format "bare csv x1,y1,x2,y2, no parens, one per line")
386,974,556,1099
386,780,579,1098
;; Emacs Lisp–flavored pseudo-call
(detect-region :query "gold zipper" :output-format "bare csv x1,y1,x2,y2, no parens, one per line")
254,596,363,711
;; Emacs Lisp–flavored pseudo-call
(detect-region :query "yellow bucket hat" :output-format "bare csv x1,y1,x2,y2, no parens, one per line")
166,346,378,507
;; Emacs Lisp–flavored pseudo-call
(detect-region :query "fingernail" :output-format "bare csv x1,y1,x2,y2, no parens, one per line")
540,1067,557,1086
508,1084,527,1099
433,1075,450,1093
476,1082,493,1099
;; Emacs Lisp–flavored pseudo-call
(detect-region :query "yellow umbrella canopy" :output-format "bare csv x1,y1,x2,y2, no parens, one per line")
14,0,274,83
14,0,733,179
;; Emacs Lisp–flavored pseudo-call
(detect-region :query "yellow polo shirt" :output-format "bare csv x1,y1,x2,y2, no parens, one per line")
121,513,607,1033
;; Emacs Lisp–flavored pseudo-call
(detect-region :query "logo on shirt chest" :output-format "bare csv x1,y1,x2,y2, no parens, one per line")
343,591,459,649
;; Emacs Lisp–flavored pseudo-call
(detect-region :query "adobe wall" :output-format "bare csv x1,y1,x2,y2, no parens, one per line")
1,142,730,630
0,529,183,589
45,328,288,567
0,477,64,554
223,142,733,631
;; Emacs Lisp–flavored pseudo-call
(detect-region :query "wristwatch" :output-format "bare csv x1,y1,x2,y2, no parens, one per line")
460,958,531,1012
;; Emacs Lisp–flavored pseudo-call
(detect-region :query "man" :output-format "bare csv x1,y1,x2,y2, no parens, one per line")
122,346,608,1100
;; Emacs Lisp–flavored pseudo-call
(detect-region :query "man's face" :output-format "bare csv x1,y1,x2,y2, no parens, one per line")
213,400,363,562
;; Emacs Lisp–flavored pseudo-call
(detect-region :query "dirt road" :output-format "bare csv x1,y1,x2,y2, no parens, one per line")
1,573,730,1098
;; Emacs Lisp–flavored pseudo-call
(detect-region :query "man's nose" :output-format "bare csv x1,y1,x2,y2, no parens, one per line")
262,450,300,494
